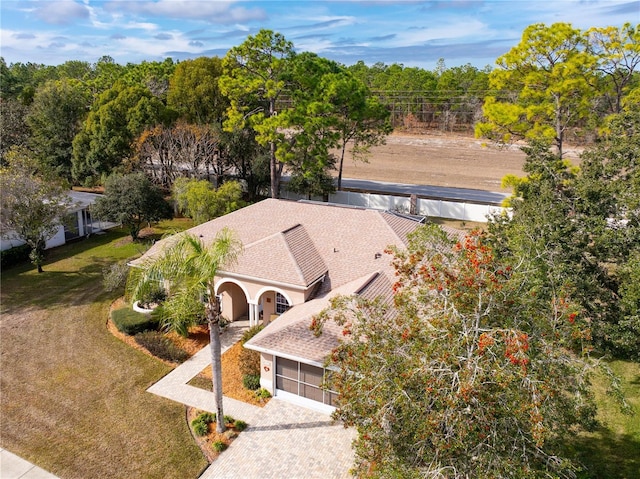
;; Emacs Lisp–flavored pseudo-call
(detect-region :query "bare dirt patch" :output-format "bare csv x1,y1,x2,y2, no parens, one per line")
340,132,582,192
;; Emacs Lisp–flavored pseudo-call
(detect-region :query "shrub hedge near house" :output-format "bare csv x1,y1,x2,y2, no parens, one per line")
111,307,159,335
1,244,31,269
134,330,189,363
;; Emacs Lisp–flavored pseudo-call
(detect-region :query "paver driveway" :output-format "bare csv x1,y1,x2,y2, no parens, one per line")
200,398,356,479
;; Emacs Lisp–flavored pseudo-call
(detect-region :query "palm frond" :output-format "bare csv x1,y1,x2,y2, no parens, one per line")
126,228,242,336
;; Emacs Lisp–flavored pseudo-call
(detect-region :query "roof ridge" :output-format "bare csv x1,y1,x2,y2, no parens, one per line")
282,224,328,286
281,226,307,285
355,271,383,295
242,223,299,249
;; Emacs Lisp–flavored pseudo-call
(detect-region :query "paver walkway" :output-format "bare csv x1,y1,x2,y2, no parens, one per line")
147,320,356,479
0,448,58,479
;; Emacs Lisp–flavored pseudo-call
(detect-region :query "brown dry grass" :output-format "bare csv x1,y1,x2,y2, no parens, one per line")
0,227,207,479
339,132,582,192
339,132,526,192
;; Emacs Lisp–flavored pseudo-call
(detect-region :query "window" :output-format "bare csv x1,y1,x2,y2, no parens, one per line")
63,213,80,240
275,357,338,406
275,292,290,314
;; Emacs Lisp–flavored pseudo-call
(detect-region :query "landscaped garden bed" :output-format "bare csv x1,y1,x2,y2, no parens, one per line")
107,297,269,463
107,297,210,365
188,341,271,407
187,409,248,462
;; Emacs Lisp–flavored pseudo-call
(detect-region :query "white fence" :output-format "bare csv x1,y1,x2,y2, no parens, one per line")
281,189,508,223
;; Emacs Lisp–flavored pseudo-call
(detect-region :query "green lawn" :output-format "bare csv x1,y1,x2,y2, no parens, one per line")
0,220,206,479
571,360,640,479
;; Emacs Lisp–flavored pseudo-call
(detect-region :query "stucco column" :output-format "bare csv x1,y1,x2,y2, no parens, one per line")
248,302,255,326
248,300,259,327
254,303,260,326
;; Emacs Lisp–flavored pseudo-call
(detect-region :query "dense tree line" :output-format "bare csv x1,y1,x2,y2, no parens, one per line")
0,34,390,198
2,23,637,195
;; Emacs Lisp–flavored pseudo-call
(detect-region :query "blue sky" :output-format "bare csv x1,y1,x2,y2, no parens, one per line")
1,1,638,69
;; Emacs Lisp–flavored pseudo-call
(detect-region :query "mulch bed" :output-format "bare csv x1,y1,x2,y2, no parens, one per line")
107,298,266,464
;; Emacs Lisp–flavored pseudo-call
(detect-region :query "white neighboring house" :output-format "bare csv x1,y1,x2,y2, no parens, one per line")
0,191,117,252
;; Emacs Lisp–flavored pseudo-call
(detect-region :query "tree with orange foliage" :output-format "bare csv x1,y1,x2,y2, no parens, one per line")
313,224,602,478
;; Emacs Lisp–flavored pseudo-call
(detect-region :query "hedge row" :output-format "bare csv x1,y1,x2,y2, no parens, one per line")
111,307,158,335
1,244,31,269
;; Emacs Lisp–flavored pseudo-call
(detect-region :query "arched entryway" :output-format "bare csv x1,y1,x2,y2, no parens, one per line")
254,287,292,326
216,279,249,322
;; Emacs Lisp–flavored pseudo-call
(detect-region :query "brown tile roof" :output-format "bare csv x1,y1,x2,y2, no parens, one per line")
135,199,421,291
231,224,327,287
380,211,424,245
134,199,464,365
282,224,328,286
245,272,381,364
356,271,394,305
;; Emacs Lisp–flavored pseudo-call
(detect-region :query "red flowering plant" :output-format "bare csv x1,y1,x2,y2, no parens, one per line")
312,224,608,479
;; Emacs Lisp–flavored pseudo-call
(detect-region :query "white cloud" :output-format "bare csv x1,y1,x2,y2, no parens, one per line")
31,0,90,25
104,0,267,24
408,19,487,42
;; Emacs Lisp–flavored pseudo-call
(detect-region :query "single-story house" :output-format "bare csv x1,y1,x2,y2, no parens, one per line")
1,191,115,251
135,198,459,412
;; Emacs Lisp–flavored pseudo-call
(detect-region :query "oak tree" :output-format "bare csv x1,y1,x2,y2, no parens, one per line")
133,122,225,188
92,172,172,241
27,79,90,181
72,82,175,185
172,178,245,225
0,149,70,272
313,225,599,478
167,57,227,125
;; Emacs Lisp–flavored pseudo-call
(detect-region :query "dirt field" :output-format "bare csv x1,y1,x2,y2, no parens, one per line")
340,132,582,192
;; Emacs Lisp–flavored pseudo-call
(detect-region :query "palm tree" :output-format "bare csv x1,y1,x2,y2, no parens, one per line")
128,229,241,433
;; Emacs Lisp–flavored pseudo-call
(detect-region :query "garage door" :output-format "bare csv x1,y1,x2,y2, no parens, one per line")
275,357,338,406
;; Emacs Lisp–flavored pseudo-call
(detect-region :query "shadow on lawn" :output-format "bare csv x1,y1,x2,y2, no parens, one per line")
1,228,151,312
569,426,640,479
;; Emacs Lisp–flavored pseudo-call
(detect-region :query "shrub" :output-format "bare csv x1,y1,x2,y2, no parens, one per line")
191,412,216,437
111,307,158,335
134,331,188,363
255,388,272,400
211,440,227,453
191,418,209,436
234,420,247,432
0,244,31,269
242,374,261,391
102,262,129,292
139,285,167,308
199,412,216,423
223,415,235,425
241,324,264,344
